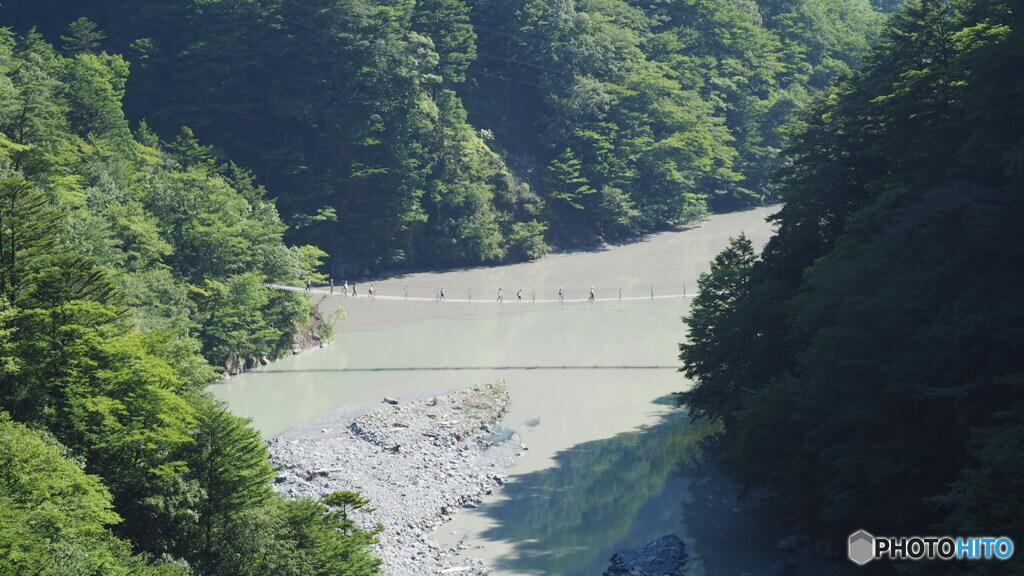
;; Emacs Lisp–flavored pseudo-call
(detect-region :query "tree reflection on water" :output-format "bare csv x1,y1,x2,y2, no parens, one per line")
476,406,855,576
480,410,716,575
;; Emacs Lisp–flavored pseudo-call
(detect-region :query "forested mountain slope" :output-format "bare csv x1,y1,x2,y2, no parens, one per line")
0,0,926,572
680,1,1024,573
0,27,327,371
1,0,897,270
0,28,382,576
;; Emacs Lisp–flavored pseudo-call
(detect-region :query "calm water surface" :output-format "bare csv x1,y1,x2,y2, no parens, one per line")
212,207,852,576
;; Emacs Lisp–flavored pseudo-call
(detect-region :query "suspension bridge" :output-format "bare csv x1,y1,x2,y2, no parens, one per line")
262,283,694,305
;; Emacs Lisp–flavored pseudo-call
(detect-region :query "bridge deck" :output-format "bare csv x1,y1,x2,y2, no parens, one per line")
264,283,693,304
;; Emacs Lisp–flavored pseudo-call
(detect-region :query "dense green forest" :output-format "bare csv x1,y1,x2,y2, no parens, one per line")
0,0,923,574
2,0,896,270
680,0,1023,573
0,28,381,576
0,19,336,372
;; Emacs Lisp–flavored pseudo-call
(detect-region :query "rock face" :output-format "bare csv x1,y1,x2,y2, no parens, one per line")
604,535,687,576
224,353,246,376
268,382,519,576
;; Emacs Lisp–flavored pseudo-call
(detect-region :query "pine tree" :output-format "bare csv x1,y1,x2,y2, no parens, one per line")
677,233,758,425
61,17,106,55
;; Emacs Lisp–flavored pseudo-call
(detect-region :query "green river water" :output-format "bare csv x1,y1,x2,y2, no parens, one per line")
212,207,853,576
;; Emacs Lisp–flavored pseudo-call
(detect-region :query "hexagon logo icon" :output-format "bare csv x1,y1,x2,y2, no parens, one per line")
848,530,875,565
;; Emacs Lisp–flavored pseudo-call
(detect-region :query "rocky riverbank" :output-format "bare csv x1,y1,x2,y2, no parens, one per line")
267,382,521,576
222,303,333,377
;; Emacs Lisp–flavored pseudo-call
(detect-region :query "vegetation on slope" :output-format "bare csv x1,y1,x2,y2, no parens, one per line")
0,0,897,270
679,2,1024,573
0,0,921,573
0,28,382,576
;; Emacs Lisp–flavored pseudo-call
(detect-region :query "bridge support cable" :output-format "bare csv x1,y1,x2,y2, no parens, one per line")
263,283,695,304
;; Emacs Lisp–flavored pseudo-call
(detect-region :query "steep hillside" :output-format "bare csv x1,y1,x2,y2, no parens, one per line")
0,0,897,270
680,2,1024,572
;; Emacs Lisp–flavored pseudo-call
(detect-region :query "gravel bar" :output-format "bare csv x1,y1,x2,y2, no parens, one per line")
267,381,521,576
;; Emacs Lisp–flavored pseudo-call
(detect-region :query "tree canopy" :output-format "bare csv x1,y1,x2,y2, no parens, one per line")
679,2,1024,573
0,26,382,576
0,1,929,574
0,0,896,270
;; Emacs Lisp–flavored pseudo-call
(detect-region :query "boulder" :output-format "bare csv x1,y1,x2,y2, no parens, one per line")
224,354,245,376
604,535,686,576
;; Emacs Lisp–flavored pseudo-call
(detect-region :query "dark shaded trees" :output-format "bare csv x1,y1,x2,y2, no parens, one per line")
678,3,1024,571
677,233,758,425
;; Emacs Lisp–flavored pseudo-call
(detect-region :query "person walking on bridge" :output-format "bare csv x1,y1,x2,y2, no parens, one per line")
516,289,523,302
439,287,445,301
589,286,595,302
559,287,564,302
497,288,503,303
343,280,349,296
369,283,376,298
329,278,334,294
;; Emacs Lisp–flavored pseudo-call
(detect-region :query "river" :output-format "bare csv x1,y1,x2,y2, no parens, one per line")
212,206,853,576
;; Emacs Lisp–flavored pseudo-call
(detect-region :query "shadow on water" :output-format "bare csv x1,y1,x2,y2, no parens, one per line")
478,411,712,576
653,393,681,406
475,411,856,576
